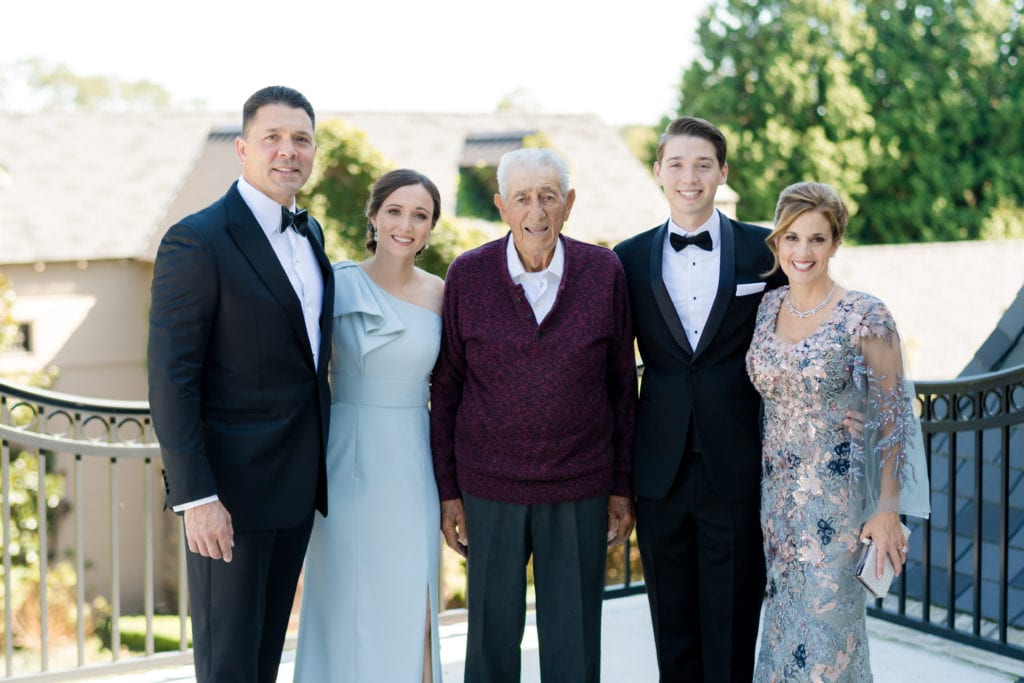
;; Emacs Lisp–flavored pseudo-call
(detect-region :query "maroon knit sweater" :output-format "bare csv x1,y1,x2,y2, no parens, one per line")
430,234,637,505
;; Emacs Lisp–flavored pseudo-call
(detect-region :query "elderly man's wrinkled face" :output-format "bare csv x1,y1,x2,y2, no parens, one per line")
494,167,575,272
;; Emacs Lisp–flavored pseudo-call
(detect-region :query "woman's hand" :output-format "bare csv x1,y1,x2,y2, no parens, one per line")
860,510,906,578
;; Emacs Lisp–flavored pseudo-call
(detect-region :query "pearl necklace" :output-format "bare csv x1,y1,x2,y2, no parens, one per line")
786,281,836,319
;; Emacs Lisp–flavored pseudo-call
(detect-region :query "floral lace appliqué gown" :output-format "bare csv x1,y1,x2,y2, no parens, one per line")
746,288,929,682
294,261,442,682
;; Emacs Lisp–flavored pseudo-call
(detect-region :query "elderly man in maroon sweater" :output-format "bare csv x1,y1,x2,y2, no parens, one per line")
430,148,637,682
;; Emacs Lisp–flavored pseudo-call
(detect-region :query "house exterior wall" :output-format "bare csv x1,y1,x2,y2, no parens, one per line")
0,258,177,613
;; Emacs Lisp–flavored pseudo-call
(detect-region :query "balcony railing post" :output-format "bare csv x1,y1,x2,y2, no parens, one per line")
74,453,85,667
144,457,154,657
973,419,983,637
3,435,13,677
179,523,188,653
36,448,48,673
1000,419,1010,645
110,456,120,661
946,394,958,630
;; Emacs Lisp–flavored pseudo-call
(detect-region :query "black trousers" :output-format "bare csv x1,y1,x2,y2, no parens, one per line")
185,511,313,683
463,493,608,683
636,453,764,683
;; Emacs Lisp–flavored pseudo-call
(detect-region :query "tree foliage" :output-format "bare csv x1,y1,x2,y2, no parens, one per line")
676,0,1024,243
852,0,1024,241
0,272,15,350
301,117,490,278
300,117,390,263
0,59,175,111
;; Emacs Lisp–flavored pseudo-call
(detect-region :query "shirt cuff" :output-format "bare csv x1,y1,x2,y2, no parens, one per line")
172,494,219,513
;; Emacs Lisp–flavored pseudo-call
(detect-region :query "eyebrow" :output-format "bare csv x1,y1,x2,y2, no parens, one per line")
664,155,716,163
385,202,432,212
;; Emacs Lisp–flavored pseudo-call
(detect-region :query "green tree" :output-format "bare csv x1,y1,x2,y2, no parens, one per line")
0,272,15,350
302,117,488,278
679,0,875,224
300,117,391,262
676,0,1024,242
1,58,173,111
852,0,1024,242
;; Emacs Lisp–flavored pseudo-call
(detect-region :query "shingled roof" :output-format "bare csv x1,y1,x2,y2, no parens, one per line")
0,111,673,265
830,239,1024,380
0,112,233,265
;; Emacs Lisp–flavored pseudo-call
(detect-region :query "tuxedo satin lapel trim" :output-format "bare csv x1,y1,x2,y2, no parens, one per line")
649,222,694,355
307,219,334,374
694,213,736,359
224,190,312,367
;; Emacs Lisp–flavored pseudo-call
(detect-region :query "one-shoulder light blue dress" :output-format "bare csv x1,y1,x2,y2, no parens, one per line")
294,261,442,682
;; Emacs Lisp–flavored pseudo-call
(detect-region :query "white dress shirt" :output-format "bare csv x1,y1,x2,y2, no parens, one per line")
173,177,325,513
507,234,564,324
237,176,324,367
661,210,722,350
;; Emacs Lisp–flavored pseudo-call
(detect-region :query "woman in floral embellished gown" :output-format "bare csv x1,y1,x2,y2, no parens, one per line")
745,182,930,681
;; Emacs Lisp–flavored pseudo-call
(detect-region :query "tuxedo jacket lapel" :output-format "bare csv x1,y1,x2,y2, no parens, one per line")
649,222,694,355
694,213,736,359
224,190,314,369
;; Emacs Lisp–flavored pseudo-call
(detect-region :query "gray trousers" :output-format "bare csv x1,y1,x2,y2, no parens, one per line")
463,492,608,683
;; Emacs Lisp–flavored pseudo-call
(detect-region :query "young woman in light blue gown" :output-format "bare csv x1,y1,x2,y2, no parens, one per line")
294,169,445,682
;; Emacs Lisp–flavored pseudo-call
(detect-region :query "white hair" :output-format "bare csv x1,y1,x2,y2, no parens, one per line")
496,148,570,199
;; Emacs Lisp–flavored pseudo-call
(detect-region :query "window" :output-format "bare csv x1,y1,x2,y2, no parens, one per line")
456,131,535,221
12,322,31,352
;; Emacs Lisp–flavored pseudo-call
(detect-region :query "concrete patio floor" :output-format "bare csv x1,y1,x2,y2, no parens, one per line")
81,594,1024,682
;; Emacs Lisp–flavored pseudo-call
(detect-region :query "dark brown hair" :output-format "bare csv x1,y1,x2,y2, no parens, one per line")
241,86,315,137
655,116,727,167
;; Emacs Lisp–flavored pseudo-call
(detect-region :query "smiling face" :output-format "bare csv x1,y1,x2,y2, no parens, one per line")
370,183,436,257
494,167,575,272
654,135,728,230
236,103,316,206
776,210,839,287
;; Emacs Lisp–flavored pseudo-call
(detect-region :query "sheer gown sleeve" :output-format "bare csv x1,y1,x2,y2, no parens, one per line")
849,300,931,526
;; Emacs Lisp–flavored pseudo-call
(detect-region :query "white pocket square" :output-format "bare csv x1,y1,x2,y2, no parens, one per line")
735,282,767,296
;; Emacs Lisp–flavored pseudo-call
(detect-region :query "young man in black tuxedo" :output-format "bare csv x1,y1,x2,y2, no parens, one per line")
148,85,334,682
614,117,785,682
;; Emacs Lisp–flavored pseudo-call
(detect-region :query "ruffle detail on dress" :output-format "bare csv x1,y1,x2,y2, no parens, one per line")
332,261,405,370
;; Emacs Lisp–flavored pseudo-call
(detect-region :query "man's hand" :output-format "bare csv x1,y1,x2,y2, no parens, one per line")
606,495,635,547
184,500,234,562
441,499,468,558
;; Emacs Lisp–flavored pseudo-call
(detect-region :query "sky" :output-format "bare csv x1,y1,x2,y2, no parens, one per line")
2,0,710,126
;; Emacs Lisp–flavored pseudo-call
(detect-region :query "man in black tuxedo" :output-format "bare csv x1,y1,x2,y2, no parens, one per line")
614,117,785,682
148,85,333,682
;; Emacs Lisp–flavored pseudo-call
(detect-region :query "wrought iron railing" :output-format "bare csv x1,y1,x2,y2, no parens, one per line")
871,363,1024,660
0,379,189,681
4,363,1024,678
0,377,644,680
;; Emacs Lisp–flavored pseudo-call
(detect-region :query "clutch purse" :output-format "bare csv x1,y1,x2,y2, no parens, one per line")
854,523,911,599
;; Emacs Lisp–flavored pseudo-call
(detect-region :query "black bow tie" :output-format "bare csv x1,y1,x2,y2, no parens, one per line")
280,206,309,237
670,230,713,252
